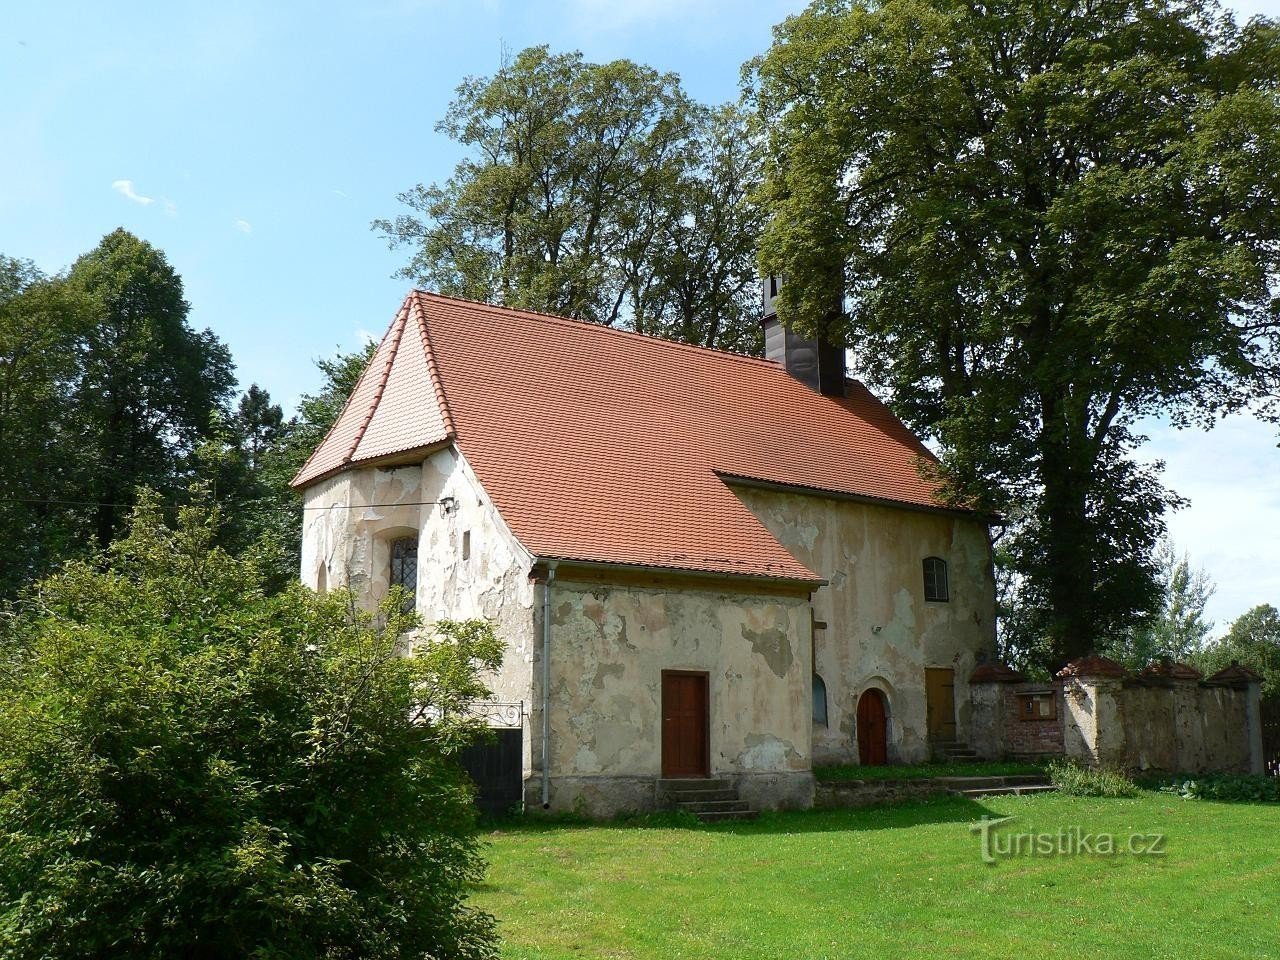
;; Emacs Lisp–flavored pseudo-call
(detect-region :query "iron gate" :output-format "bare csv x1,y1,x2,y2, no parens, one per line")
1263,699,1280,777
458,701,525,816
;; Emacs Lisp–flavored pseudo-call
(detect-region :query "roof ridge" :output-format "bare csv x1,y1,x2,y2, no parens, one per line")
410,288,782,370
289,305,406,487
344,302,407,465
408,293,457,439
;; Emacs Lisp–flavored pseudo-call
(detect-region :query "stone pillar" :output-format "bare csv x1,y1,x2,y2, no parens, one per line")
1056,655,1129,768
1207,663,1266,775
967,662,1025,759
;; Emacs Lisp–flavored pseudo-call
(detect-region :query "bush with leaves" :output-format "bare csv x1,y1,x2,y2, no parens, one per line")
1155,774,1280,803
0,490,502,959
1046,760,1140,798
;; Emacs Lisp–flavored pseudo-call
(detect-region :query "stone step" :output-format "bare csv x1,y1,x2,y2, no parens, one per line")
676,799,751,814
667,788,738,803
955,784,1057,798
693,808,758,823
935,775,1053,790
657,778,732,792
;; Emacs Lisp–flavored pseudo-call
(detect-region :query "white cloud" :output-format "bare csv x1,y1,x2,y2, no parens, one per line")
355,328,377,345
234,218,252,234
1139,412,1280,633
111,179,154,205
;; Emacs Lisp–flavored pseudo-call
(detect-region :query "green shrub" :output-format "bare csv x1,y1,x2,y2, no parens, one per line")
1046,760,1140,797
1156,774,1280,803
0,492,503,959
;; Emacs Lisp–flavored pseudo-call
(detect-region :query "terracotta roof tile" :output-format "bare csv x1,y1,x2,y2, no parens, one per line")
1137,660,1203,682
1206,663,1263,687
1056,654,1128,680
969,662,1028,684
294,291,975,582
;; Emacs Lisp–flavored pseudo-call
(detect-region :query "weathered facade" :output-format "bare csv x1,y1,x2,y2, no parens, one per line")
293,289,1000,816
969,656,1265,775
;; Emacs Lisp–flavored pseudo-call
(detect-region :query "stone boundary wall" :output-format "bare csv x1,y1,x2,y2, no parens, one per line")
970,657,1265,775
814,778,947,809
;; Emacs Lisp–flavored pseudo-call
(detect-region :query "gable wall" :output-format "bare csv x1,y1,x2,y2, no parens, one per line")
733,487,996,764
299,449,539,759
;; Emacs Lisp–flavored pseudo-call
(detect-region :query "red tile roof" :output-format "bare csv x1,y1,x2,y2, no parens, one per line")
293,291,971,582
1056,654,1129,680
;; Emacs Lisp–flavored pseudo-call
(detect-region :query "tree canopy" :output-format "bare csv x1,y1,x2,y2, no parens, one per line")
752,0,1280,666
0,492,502,958
375,46,766,352
1198,603,1280,699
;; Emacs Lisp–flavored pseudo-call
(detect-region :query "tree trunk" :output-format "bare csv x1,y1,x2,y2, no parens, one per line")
1037,397,1096,668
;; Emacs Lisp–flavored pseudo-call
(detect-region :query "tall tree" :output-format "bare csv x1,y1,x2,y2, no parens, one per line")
1198,603,1280,699
68,229,235,548
1104,541,1216,668
0,257,93,596
752,0,1280,667
375,46,766,350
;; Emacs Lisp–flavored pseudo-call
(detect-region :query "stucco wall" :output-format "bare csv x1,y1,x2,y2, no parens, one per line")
535,573,815,816
299,450,538,766
733,486,996,764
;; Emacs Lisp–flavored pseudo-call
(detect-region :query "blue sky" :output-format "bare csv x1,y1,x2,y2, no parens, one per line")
2,0,1277,629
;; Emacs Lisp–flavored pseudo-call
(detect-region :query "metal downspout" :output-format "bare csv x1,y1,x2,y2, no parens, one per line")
540,560,558,809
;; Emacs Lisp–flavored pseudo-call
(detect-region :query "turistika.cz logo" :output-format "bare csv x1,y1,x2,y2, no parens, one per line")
970,816,1166,864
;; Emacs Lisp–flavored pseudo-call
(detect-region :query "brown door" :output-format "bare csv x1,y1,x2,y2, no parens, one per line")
856,689,888,766
925,668,957,741
661,671,709,777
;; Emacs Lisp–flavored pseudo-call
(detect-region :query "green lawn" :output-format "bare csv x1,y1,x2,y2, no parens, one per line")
474,792,1280,959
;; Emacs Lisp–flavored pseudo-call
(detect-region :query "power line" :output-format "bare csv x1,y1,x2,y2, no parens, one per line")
0,497,456,512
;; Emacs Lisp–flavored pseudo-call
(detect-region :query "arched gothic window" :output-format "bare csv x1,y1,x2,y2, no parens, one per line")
923,556,949,603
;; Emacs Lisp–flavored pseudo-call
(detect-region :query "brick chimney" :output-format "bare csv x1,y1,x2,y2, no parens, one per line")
761,276,845,397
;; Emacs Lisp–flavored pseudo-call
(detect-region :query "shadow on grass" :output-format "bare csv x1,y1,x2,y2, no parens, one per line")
481,794,1001,837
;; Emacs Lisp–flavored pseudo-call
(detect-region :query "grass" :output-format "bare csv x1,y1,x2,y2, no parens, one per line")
474,791,1280,959
814,760,1045,781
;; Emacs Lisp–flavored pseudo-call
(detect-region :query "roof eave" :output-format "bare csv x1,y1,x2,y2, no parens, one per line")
290,438,455,492
716,471,994,522
530,555,826,590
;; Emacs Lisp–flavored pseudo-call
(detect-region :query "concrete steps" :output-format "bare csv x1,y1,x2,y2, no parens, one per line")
932,739,981,762
934,774,1056,799
657,778,757,823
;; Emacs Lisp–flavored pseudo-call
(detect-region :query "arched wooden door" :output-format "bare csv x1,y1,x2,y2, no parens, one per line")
856,689,888,766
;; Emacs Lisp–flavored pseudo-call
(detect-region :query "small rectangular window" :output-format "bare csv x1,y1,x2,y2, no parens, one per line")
389,536,418,613
462,530,471,561
923,557,949,602
1018,692,1057,721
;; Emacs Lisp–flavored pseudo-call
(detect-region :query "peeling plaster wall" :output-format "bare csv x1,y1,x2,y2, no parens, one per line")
299,449,538,770
536,575,814,816
733,487,996,765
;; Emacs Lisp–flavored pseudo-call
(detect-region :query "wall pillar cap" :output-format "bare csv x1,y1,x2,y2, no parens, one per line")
969,662,1027,684
1205,662,1263,689
1137,659,1203,684
1056,654,1128,680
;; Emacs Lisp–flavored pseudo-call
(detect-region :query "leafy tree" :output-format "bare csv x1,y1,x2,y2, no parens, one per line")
235,384,284,472
67,228,235,548
202,347,376,592
0,257,94,597
752,0,1280,667
1104,541,1216,668
1198,603,1280,699
0,491,502,959
376,46,765,350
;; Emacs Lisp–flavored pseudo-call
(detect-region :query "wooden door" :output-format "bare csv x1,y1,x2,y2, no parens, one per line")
925,668,957,741
661,671,709,778
856,689,888,766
